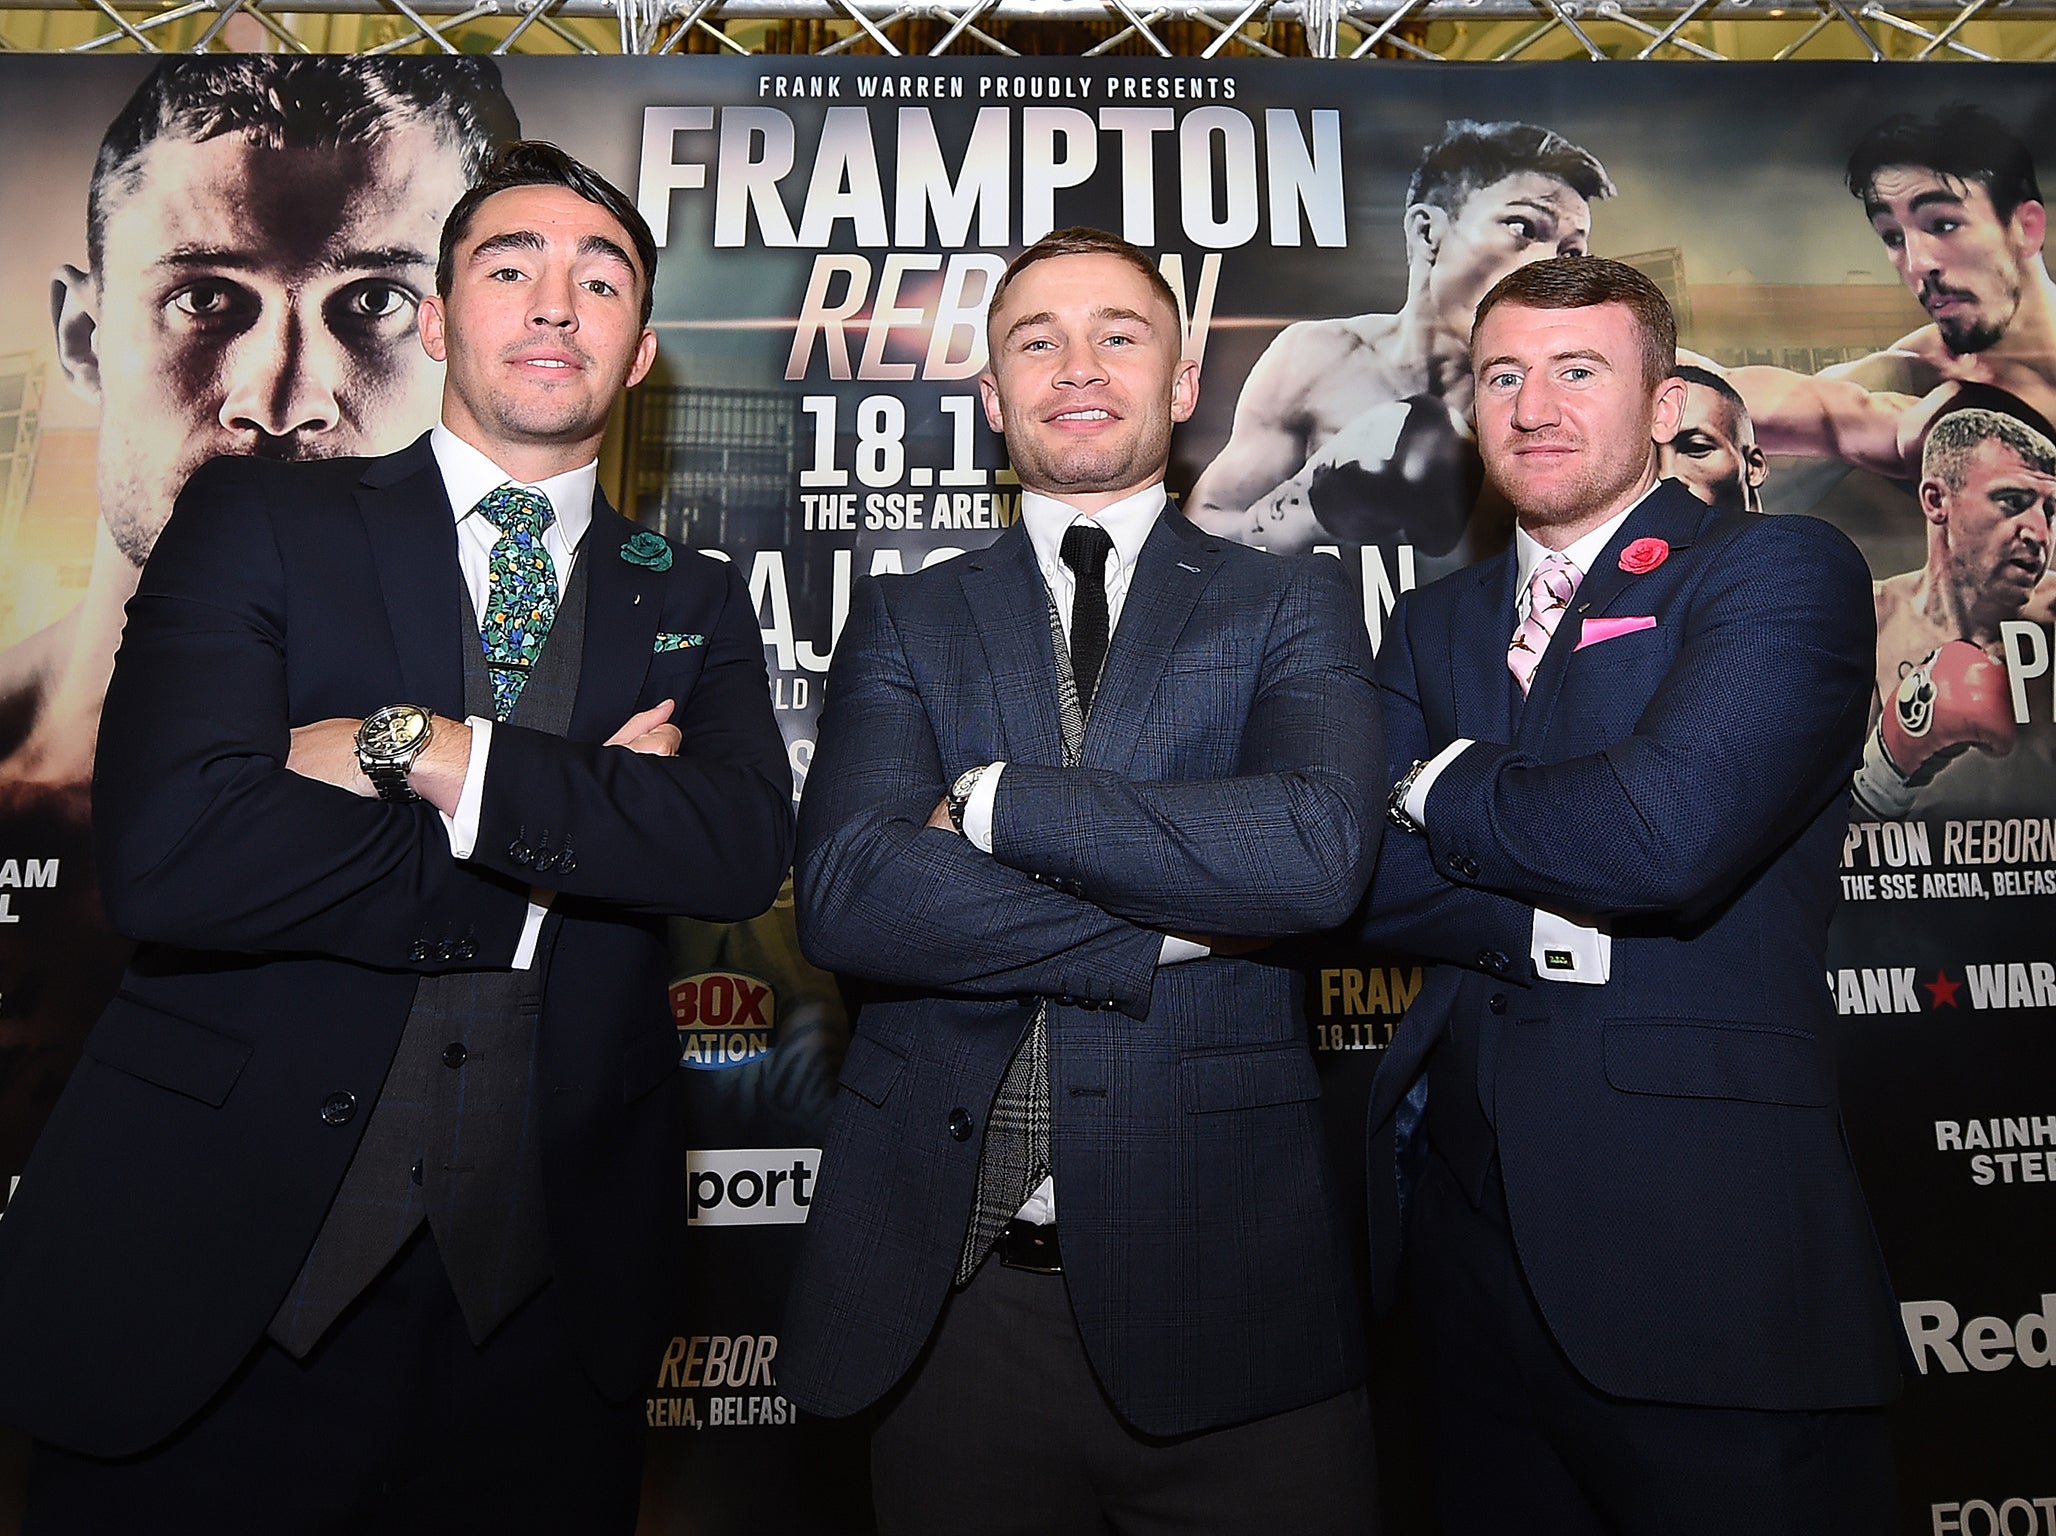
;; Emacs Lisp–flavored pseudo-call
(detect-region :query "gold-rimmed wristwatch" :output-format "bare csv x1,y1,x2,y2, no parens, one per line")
355,704,435,804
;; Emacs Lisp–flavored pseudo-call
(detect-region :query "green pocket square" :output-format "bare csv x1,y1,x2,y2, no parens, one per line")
654,632,705,653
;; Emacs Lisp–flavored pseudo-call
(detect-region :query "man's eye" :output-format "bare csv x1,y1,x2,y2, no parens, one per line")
582,278,618,297
1877,228,1906,250
336,282,416,321
165,281,257,329
490,266,527,282
1562,366,1594,382
1504,218,1539,242
1487,371,1521,390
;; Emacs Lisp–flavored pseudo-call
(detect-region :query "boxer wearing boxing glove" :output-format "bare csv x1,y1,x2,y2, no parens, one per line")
1854,640,2019,814
1859,405,2055,812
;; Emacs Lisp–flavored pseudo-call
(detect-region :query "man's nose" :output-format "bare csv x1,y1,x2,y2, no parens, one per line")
1510,375,1557,430
528,267,578,329
1054,344,1106,387
216,304,341,441
1902,227,1946,281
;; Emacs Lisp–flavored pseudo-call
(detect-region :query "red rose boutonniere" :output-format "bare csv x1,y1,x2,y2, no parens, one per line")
1618,537,1669,575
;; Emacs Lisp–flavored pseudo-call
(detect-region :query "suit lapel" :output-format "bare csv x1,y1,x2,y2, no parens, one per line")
569,496,661,744
1082,513,1224,768
959,524,1065,765
358,435,467,719
1518,479,1710,734
1450,554,1519,745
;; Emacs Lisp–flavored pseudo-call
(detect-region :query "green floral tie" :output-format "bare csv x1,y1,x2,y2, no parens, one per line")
476,484,558,720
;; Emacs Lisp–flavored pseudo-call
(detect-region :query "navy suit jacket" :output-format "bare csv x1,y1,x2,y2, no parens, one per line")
781,509,1380,1438
1361,478,1903,1412
0,435,793,1456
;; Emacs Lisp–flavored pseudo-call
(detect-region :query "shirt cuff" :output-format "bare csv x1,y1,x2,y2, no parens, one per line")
1531,906,1611,985
439,715,494,860
962,761,1005,854
1404,737,1474,830
1158,934,1210,965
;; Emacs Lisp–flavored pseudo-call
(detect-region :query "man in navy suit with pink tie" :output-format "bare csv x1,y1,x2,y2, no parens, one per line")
1362,256,1905,1533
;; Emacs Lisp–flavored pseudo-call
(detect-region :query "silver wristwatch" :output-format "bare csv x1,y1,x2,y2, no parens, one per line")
1387,758,1429,835
946,765,986,834
355,704,434,804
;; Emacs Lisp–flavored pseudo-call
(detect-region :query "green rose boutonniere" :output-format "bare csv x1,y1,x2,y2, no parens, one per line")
621,530,674,571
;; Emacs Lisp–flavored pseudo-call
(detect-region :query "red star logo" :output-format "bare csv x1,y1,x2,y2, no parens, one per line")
1924,970,1962,1009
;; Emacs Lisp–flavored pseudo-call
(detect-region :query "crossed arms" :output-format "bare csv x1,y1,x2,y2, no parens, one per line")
794,555,1381,1016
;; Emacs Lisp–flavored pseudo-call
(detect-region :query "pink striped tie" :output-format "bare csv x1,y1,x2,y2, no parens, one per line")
1508,553,1581,695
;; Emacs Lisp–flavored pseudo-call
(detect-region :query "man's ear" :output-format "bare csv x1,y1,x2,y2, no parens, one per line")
1919,476,1951,527
1743,442,1769,489
419,293,449,363
51,264,102,403
1649,373,1688,445
1404,203,1446,267
1170,355,1200,424
978,370,1004,433
2014,198,2047,260
627,327,659,390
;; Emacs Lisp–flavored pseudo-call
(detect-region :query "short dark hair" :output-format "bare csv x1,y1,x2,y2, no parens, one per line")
986,226,1181,337
1472,255,1677,393
89,58,519,278
1672,363,1748,414
437,140,660,327
1407,120,1615,218
1846,105,2042,223
1923,406,2056,493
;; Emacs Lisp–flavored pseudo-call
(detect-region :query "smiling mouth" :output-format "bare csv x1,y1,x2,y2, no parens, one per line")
1050,408,1114,423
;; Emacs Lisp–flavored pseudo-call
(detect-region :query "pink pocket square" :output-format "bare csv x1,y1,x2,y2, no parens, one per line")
1575,615,1657,651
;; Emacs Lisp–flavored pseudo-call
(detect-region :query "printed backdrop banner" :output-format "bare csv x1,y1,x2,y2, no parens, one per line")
1,52,2053,1533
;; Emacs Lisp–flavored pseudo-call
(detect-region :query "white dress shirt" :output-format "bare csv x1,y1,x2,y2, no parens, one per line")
428,425,599,969
1401,484,1659,985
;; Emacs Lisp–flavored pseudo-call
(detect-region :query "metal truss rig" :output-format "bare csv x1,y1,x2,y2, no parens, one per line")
2,0,2048,59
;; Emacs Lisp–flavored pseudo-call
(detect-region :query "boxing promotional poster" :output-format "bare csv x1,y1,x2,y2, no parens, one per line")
1,54,2052,1531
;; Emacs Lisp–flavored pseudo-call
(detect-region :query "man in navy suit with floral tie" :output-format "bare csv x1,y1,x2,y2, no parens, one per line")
0,143,791,1531
1363,255,1903,1534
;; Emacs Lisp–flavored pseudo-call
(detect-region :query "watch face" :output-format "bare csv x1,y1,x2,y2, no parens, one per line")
951,767,983,801
362,705,430,757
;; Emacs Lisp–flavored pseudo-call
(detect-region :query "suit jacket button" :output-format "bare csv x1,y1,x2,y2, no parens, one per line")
1478,949,1507,973
1488,994,1507,1014
442,1043,468,1069
533,851,557,874
408,940,430,962
1054,994,1075,1007
508,839,531,864
947,1108,973,1142
410,1159,424,1187
319,1091,357,1127
557,850,576,874
434,941,455,962
455,939,476,960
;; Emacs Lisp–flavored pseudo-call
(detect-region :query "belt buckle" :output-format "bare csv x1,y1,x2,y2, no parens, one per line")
998,1219,1061,1274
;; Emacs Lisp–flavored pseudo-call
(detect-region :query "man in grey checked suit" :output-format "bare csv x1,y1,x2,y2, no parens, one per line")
782,228,1383,1535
